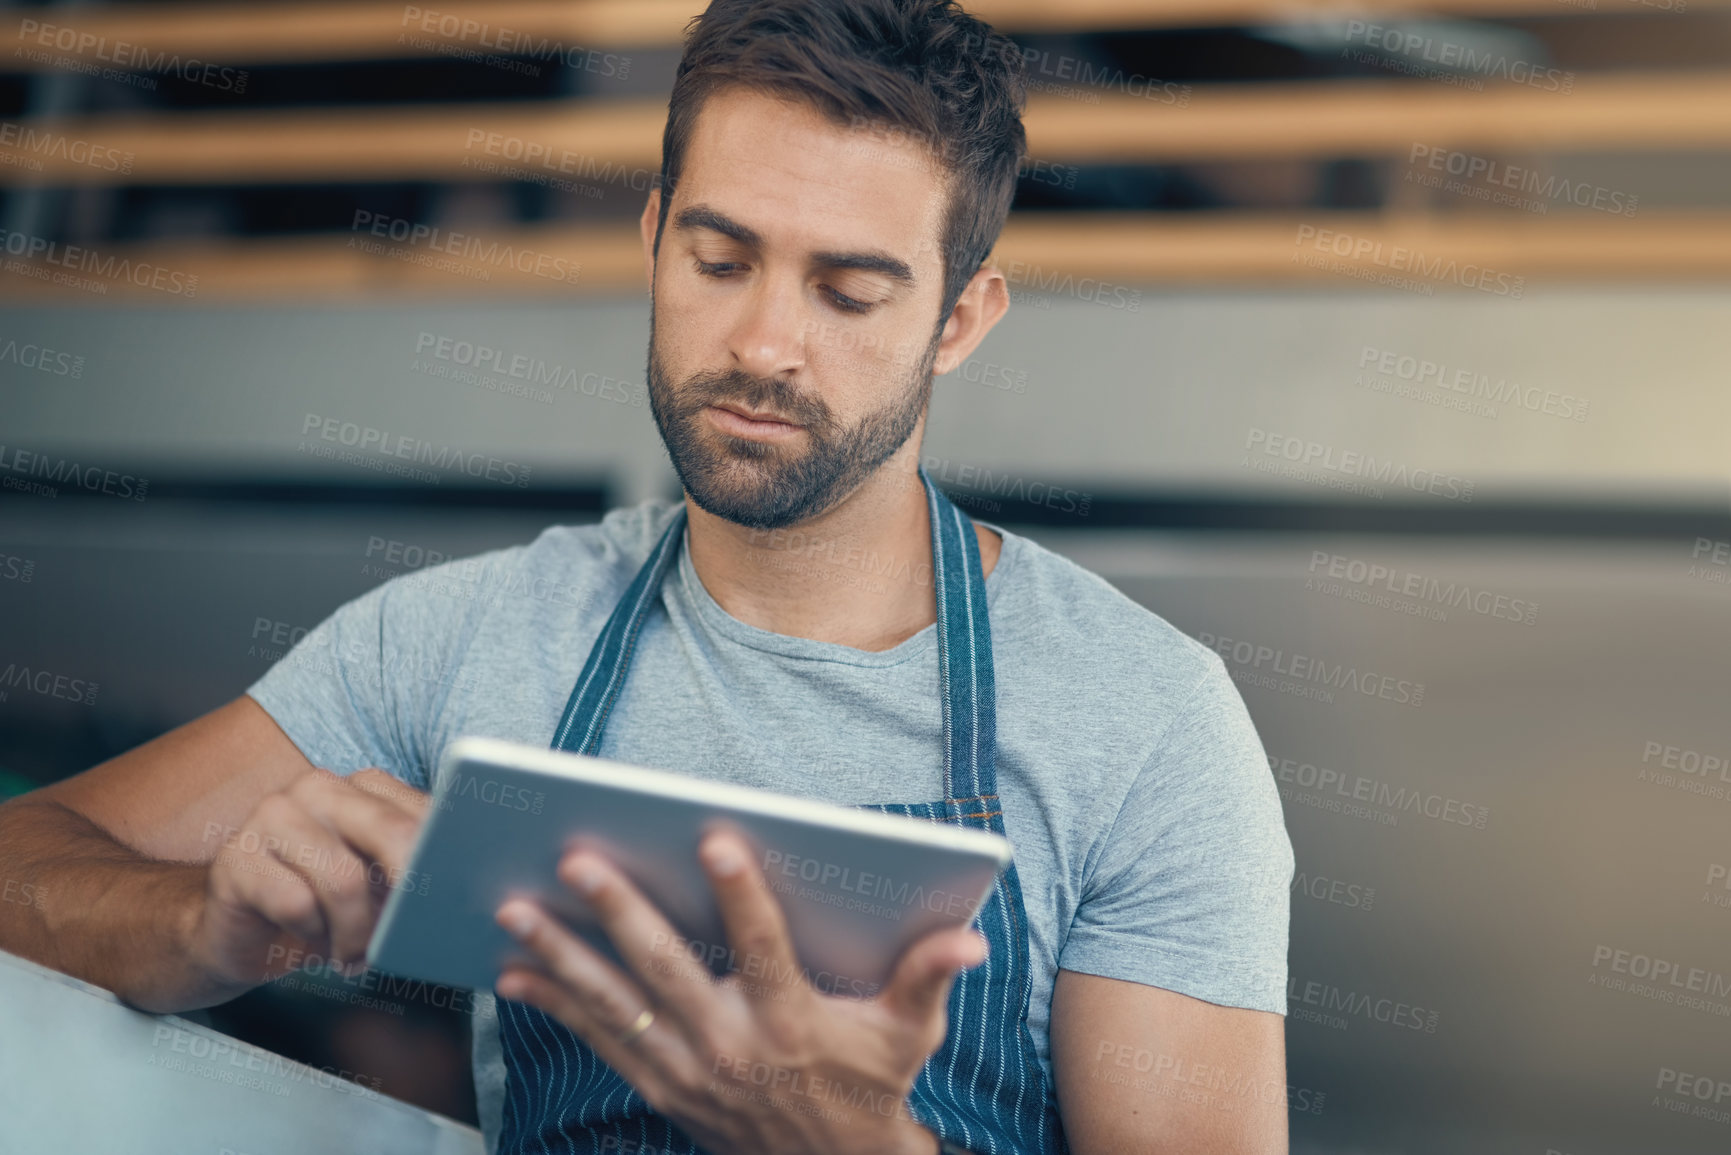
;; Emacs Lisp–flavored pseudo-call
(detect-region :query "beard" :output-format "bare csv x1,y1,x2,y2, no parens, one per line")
646,308,939,531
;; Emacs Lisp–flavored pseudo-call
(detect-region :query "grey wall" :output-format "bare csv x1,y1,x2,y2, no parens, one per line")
5,288,1730,1154
3,287,1727,504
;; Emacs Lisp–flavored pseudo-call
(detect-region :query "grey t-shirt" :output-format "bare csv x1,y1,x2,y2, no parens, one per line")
246,497,1293,1137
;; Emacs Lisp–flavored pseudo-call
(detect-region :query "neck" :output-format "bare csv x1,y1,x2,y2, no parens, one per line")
683,452,1000,652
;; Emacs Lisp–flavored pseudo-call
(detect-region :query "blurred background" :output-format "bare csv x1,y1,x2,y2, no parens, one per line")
2,1,1729,1152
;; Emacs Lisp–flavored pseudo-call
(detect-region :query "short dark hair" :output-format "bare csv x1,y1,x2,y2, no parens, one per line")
655,0,1028,322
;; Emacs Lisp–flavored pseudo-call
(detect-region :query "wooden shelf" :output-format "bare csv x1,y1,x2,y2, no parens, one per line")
4,73,1727,186
5,212,1728,302
6,0,1714,68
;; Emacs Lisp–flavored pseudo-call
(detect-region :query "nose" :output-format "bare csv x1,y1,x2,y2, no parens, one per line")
726,269,807,382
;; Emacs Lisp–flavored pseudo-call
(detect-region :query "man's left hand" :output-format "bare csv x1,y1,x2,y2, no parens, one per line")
494,825,985,1155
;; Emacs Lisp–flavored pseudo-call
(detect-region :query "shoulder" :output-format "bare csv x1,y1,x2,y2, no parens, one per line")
989,526,1224,710
525,496,686,570
987,526,1273,815
380,496,686,622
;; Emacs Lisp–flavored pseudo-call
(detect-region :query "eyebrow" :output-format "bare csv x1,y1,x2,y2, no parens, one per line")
674,204,760,248
674,203,916,286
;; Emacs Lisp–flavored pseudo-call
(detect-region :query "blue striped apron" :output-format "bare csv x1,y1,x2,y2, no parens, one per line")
498,466,1067,1155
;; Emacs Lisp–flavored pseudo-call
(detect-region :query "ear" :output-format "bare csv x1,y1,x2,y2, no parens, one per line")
931,264,1010,377
639,187,661,292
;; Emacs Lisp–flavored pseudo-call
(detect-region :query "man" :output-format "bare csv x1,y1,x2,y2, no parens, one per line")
0,1,1293,1152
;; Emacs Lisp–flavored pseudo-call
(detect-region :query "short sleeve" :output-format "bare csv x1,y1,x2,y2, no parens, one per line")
245,567,482,792
1058,654,1294,1014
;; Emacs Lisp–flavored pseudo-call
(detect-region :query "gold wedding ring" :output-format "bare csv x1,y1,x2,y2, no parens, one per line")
617,1008,655,1045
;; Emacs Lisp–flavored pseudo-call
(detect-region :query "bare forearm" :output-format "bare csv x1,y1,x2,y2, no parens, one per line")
0,797,223,1011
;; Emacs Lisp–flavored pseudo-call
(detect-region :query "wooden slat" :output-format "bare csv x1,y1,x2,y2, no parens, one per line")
0,2,699,67
1028,73,1731,161
3,73,1728,187
995,211,1731,280
4,0,1727,69
0,101,670,186
0,224,645,301
4,213,1729,301
971,0,1726,29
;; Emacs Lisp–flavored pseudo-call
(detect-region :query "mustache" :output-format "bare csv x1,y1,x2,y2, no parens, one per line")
674,368,834,432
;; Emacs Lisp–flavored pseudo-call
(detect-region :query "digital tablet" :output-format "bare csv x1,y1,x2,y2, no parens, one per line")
366,736,1013,997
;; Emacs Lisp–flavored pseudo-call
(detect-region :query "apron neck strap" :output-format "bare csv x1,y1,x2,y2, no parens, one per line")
921,466,997,802
550,466,998,804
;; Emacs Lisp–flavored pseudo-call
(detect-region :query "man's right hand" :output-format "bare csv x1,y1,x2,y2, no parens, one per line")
189,767,430,994
0,697,431,1012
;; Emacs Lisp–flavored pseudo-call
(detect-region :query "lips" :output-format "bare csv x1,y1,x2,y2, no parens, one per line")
712,402,802,428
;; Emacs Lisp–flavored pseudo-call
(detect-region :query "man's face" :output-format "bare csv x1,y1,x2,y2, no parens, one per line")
644,87,952,530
